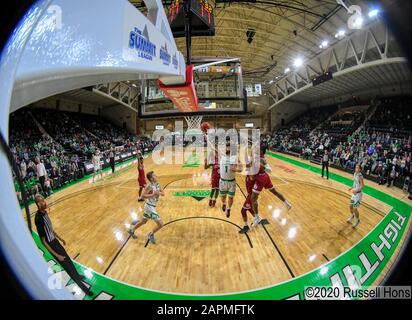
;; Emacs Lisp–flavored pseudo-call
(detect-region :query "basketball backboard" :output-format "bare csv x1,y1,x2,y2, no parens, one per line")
139,57,247,118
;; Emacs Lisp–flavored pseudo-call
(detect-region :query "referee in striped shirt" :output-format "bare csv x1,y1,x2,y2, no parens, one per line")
34,195,93,296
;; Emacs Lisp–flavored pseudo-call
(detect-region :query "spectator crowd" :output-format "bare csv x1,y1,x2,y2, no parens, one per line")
10,96,412,204
10,108,156,204
267,96,412,190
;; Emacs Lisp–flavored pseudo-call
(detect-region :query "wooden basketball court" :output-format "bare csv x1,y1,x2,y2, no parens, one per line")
27,150,406,295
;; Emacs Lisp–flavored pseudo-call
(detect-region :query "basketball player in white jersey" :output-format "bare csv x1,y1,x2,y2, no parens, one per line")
92,150,102,183
128,171,164,244
219,143,242,218
348,164,364,228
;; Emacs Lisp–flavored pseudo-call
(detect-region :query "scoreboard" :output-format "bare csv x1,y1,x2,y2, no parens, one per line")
168,0,215,37
192,0,213,27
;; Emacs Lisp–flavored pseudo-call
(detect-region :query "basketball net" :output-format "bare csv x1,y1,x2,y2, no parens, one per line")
184,115,203,131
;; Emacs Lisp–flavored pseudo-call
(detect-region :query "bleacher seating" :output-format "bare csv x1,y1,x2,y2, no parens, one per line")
269,96,412,191
9,107,156,203
366,96,412,140
69,112,132,146
269,106,338,155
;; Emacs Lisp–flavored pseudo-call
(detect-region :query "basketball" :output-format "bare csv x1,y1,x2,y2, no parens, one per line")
200,121,212,133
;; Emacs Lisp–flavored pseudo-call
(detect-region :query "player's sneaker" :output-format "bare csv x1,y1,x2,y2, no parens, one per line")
284,201,292,211
211,200,216,208
138,197,144,202
352,218,360,228
347,215,354,223
226,208,231,218
252,215,262,227
209,199,213,207
148,232,156,244
222,203,226,212
131,219,139,226
128,228,137,239
239,225,250,234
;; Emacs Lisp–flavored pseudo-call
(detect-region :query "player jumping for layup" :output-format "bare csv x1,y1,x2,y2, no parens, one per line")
137,152,146,202
220,143,242,218
251,158,292,224
347,164,364,228
128,171,164,244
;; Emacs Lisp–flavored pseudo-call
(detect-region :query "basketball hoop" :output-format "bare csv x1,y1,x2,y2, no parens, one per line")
184,115,203,130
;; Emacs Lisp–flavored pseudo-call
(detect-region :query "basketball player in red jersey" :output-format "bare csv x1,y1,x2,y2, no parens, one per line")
204,147,220,208
238,171,259,234
251,157,292,223
137,153,146,202
238,151,261,233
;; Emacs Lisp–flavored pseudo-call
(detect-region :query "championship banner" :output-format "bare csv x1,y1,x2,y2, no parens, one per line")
157,65,199,112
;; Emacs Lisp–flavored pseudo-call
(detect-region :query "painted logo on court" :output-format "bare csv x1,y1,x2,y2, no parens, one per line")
175,190,210,201
276,164,295,174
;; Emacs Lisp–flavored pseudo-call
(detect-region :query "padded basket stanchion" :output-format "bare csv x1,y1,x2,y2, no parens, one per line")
157,65,199,112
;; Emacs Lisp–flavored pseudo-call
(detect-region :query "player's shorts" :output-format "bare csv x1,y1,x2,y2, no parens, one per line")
350,192,363,208
93,165,101,172
138,177,147,187
219,178,236,197
242,194,253,210
211,174,220,189
143,203,161,221
252,172,274,193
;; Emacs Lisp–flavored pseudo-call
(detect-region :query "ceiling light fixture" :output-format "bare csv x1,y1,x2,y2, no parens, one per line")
368,9,379,18
353,16,363,28
293,58,303,68
335,29,346,38
319,40,329,49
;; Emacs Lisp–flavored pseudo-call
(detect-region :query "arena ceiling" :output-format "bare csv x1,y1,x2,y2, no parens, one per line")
130,0,392,82
44,1,411,114
284,62,412,104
